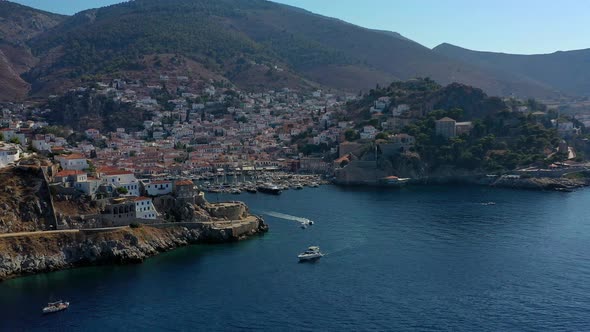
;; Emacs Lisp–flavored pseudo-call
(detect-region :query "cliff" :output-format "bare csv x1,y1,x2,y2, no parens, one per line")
0,216,268,281
0,166,56,234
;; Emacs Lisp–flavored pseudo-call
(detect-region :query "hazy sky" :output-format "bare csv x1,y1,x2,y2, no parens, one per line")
12,0,590,54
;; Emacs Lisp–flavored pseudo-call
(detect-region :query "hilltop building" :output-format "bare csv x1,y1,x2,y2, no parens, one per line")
435,117,456,139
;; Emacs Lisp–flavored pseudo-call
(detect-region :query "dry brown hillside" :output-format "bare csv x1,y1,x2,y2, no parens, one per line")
0,166,56,233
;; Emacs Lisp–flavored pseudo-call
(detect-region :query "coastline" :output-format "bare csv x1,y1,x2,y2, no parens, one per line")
334,174,589,192
0,217,268,282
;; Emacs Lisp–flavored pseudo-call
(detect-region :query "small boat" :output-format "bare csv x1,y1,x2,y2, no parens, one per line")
245,187,257,194
298,246,324,261
308,220,314,225
42,300,69,314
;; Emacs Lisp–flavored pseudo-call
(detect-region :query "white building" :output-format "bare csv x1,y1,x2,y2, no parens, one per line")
56,154,90,171
0,144,21,168
360,126,379,140
133,197,158,219
99,170,140,196
142,180,173,196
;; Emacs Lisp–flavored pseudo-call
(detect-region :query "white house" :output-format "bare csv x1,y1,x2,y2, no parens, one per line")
99,169,140,196
360,126,379,140
133,197,158,219
32,138,51,152
56,154,89,171
0,143,21,168
85,128,101,139
142,180,173,196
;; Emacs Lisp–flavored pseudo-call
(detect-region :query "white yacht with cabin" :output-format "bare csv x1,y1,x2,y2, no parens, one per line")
298,246,324,261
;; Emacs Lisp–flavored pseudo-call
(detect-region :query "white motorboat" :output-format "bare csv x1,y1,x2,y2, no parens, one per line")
42,300,69,314
298,246,324,261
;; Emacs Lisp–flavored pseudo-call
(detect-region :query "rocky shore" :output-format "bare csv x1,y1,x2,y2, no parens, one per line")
0,217,268,282
336,172,590,192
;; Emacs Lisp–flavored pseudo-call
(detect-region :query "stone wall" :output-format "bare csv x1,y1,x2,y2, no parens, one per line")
205,202,249,221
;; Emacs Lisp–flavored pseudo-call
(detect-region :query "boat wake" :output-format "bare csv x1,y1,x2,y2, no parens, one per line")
263,211,314,226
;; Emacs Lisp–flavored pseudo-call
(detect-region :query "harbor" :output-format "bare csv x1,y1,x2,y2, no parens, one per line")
193,171,329,195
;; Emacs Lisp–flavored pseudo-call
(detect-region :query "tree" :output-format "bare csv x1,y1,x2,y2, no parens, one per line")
344,129,360,141
116,187,129,195
375,132,389,140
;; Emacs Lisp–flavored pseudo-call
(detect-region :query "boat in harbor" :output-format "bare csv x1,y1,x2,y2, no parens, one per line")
379,176,410,187
298,246,324,261
257,184,282,195
42,300,69,314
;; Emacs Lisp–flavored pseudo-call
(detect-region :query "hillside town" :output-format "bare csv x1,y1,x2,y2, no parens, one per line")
0,76,590,233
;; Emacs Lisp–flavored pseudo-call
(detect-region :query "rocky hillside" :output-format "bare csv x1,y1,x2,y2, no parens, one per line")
0,166,56,234
0,1,65,100
434,43,590,97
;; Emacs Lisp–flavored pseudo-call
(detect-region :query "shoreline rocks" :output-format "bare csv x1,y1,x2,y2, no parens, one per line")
335,174,589,192
0,216,268,282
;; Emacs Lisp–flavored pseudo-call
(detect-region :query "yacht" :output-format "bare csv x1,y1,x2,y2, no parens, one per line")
257,184,282,195
380,176,410,187
298,246,324,261
42,300,69,314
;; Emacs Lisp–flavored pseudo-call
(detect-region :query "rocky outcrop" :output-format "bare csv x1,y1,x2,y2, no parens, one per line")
490,177,588,191
0,226,200,281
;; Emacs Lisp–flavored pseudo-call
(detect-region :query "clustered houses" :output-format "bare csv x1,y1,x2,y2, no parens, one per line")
11,80,353,177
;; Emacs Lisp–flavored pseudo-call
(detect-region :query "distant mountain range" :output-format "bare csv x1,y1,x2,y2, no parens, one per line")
433,43,590,99
0,0,587,101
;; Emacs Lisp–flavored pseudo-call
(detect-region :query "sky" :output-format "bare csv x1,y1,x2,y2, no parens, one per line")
11,0,590,54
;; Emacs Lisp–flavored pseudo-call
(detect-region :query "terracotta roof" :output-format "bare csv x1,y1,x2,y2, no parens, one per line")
437,117,456,122
103,170,134,176
132,196,151,202
175,180,193,186
61,153,86,160
55,170,86,177
151,180,172,185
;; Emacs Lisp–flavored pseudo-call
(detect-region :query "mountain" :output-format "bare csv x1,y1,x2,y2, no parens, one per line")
434,43,590,97
26,0,561,99
0,0,568,100
0,1,65,100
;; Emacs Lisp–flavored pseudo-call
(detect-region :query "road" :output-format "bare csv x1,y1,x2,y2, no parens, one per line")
0,227,127,239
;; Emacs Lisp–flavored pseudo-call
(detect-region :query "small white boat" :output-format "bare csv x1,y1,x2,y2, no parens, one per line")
298,246,324,261
43,300,69,314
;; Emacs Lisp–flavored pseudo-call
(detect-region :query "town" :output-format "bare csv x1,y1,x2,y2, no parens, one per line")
1,76,590,232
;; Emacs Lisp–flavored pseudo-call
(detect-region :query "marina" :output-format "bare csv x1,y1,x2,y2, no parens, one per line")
193,171,329,195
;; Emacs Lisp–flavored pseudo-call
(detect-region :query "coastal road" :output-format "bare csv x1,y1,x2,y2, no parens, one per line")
0,227,127,239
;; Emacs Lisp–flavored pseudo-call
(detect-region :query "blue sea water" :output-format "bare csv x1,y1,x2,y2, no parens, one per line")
2,185,590,331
